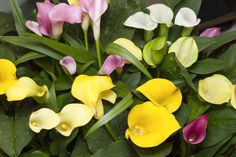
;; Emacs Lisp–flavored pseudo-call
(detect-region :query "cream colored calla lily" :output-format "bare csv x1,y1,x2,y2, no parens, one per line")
113,38,142,61
175,7,201,27
147,4,173,27
56,103,94,136
29,108,60,133
124,12,158,31
71,75,117,119
6,77,48,101
0,59,17,95
168,37,198,68
230,85,236,109
198,74,233,105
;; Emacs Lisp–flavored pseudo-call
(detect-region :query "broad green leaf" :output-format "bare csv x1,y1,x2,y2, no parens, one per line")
215,135,236,156
34,58,56,81
161,0,182,9
91,141,137,157
62,33,85,49
15,52,46,65
0,44,15,62
200,107,236,147
175,103,191,126
193,36,215,52
23,150,50,157
105,43,152,79
174,0,202,14
134,142,173,157
113,81,131,98
188,58,226,75
57,93,74,110
71,135,91,157
77,61,96,74
122,72,141,89
46,83,60,112
55,76,72,91
0,12,15,35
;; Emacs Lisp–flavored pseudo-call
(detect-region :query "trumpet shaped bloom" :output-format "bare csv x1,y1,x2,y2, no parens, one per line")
100,55,125,75
231,85,236,109
71,75,117,119
59,56,77,75
26,0,83,39
137,78,182,113
168,37,198,68
183,114,208,144
0,59,17,95
125,101,181,147
198,74,232,105
200,27,221,38
175,7,201,27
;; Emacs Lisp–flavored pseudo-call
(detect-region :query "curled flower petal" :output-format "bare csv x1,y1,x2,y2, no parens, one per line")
6,77,48,101
71,75,116,119
198,74,232,105
230,85,236,109
29,108,60,133
168,37,198,68
200,27,221,38
60,56,77,75
26,21,42,36
0,59,17,95
147,4,173,27
113,38,142,61
56,103,93,136
137,78,182,113
125,101,181,148
68,0,80,6
100,55,125,75
183,114,208,144
124,12,158,31
175,7,201,27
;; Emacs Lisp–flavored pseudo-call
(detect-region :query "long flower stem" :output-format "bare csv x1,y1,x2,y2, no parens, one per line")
105,123,119,141
96,40,102,68
84,30,89,50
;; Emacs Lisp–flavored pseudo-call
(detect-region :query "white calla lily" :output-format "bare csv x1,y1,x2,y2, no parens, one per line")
175,7,201,27
124,12,157,31
147,4,173,27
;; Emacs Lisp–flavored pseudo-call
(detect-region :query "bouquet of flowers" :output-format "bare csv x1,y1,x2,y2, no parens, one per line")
0,0,236,156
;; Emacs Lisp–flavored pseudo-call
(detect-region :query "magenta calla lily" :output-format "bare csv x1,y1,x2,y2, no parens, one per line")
26,0,83,39
100,55,125,75
60,56,77,75
183,114,208,144
200,27,221,38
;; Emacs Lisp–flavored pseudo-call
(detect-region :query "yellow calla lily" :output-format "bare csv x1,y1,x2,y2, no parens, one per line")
71,75,117,119
6,77,48,102
56,103,94,136
29,108,60,133
0,59,17,95
125,101,181,148
230,85,236,109
136,78,182,113
67,0,80,5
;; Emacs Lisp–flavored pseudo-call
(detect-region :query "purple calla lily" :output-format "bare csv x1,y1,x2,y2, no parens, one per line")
100,55,125,75
200,27,221,38
183,114,208,144
60,56,77,75
26,0,83,39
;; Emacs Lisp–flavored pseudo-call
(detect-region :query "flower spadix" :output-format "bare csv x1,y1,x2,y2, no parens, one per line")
125,101,181,148
71,75,117,119
0,59,17,95
168,37,198,68
56,103,93,136
198,74,233,105
137,78,182,113
29,108,60,133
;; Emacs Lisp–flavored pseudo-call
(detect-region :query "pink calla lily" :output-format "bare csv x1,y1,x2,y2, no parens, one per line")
183,114,208,144
100,55,125,75
60,56,77,75
26,0,83,39
200,27,221,38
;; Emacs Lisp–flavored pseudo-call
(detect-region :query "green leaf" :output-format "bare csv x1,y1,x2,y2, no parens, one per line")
122,72,141,89
62,33,85,49
57,93,74,110
175,103,191,126
15,52,46,65
0,12,15,35
215,135,236,156
174,0,202,14
71,135,91,157
134,142,173,157
161,0,182,9
23,150,50,157
85,93,133,137
193,36,216,52
91,141,137,157
188,58,226,75
200,107,236,147
105,43,152,79
0,44,15,62
55,76,72,91
47,83,60,112
113,81,131,98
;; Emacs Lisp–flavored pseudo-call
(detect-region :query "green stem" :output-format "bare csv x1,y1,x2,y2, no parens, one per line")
84,30,89,50
144,30,153,42
181,27,194,37
105,123,119,141
159,24,169,38
96,40,102,68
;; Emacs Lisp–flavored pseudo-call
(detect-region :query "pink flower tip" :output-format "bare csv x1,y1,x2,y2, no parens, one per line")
200,27,221,38
100,55,125,75
60,56,77,75
183,114,208,144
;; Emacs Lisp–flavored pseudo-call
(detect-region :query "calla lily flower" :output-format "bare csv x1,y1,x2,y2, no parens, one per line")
198,74,232,105
200,27,221,38
137,78,182,113
100,55,125,75
56,104,93,136
29,108,60,133
71,75,117,119
147,4,173,27
168,37,198,68
26,0,83,39
183,114,208,144
0,59,17,95
231,85,236,109
124,12,158,31
59,56,77,75
125,101,181,148
175,7,201,27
